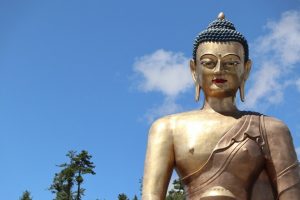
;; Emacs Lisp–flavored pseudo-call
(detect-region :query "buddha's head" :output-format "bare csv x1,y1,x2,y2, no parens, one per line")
190,12,252,102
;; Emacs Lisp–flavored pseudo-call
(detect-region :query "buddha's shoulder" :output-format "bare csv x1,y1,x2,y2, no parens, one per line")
262,115,290,135
240,112,290,134
150,110,205,128
149,110,200,136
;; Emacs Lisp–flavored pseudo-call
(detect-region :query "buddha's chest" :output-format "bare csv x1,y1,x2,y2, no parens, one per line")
172,118,239,176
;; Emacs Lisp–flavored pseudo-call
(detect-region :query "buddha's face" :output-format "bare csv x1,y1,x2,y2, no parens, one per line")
190,42,251,99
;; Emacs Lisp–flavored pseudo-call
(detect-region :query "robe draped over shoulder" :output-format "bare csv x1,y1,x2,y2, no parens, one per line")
181,114,300,200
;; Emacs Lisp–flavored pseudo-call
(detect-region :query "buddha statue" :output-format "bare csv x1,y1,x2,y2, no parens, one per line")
142,12,300,200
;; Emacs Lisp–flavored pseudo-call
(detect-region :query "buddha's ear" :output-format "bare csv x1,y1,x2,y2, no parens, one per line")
190,59,197,83
190,59,201,102
244,59,252,80
239,59,252,102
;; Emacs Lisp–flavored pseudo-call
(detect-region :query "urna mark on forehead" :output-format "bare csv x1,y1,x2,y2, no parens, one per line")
192,12,249,62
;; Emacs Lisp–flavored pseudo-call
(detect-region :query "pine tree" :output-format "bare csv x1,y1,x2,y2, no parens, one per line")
118,193,129,200
73,150,96,200
139,178,143,197
49,150,96,200
19,190,33,200
166,179,185,200
132,195,138,200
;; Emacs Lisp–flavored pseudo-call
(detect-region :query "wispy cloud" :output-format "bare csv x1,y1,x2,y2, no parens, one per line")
144,97,183,123
243,62,283,108
296,79,300,92
134,49,192,97
244,10,300,109
296,147,300,159
133,49,192,121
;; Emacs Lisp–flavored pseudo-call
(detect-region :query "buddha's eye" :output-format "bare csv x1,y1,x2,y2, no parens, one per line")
223,61,240,67
200,60,216,68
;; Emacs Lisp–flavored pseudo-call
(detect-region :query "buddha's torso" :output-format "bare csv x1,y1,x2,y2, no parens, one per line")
172,110,242,177
168,111,271,199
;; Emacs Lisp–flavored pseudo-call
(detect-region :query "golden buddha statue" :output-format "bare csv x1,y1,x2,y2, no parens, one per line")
142,12,300,200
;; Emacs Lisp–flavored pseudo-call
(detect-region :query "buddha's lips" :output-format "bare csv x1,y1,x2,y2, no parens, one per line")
212,78,227,83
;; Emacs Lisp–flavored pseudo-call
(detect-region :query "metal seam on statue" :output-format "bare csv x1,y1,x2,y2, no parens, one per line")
277,161,299,178
259,115,272,160
277,180,300,199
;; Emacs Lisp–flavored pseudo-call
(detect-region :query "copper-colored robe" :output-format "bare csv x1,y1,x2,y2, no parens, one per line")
181,114,300,200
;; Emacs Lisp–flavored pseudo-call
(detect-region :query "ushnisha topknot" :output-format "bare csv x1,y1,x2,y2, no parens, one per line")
192,12,249,62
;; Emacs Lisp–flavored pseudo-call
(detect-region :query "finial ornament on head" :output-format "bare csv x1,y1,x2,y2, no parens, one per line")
217,12,225,20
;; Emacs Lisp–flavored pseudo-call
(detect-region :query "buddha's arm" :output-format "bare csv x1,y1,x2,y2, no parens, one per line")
142,118,174,200
264,117,300,199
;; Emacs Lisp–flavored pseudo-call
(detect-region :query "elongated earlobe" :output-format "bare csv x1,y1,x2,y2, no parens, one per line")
195,84,201,102
190,59,201,102
239,59,251,102
239,81,245,102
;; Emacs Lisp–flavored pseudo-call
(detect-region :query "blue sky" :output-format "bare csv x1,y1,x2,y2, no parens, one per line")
1,1,300,200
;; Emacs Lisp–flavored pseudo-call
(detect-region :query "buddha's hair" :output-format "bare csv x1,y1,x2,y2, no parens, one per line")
192,16,249,62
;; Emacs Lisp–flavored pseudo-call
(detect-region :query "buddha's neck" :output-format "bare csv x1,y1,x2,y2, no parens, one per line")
202,96,239,115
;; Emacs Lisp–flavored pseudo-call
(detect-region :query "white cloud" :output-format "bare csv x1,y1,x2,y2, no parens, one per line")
144,98,182,123
296,147,300,159
296,79,300,92
243,62,283,108
134,49,192,97
134,49,192,122
244,10,300,109
256,11,300,66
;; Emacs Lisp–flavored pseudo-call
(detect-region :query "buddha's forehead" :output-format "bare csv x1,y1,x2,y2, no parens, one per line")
196,41,244,61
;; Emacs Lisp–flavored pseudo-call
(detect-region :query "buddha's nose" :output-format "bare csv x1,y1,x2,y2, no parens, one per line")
213,60,222,73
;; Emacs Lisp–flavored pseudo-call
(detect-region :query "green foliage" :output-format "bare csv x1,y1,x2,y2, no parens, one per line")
19,190,33,200
49,150,96,200
166,179,185,200
139,178,143,197
118,193,129,200
132,195,138,200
